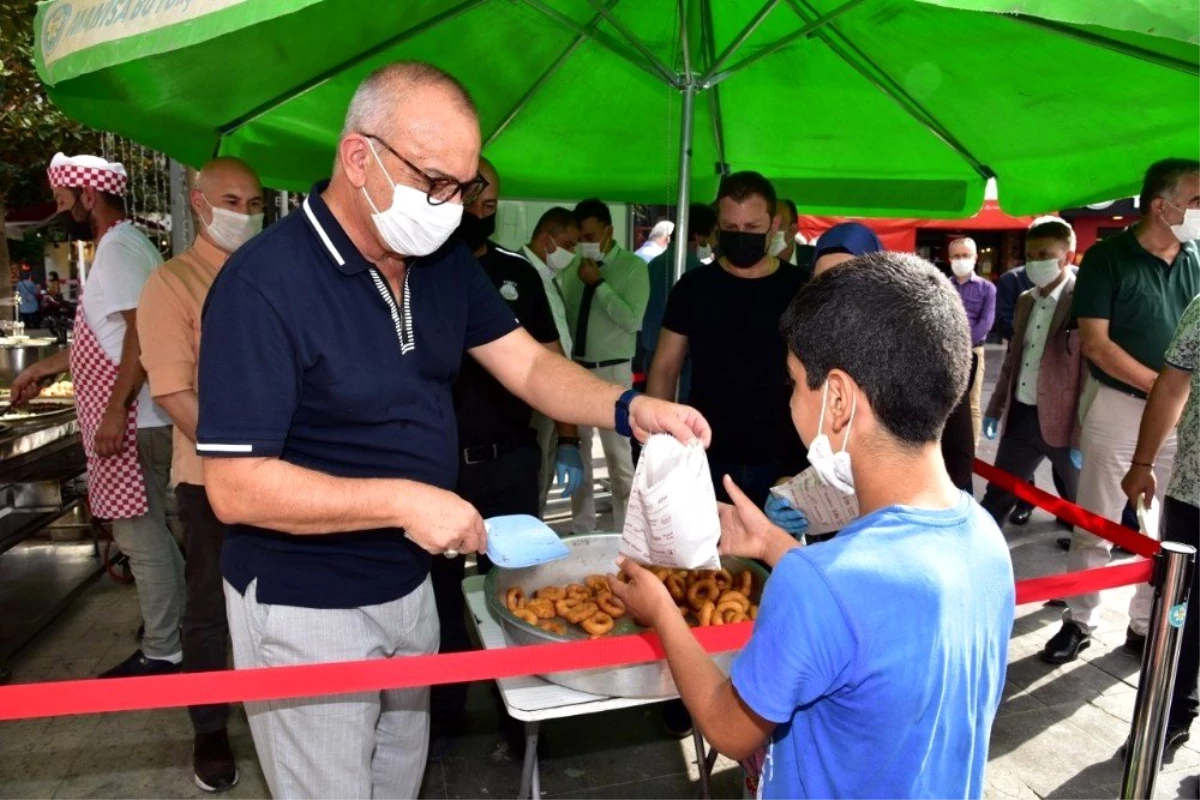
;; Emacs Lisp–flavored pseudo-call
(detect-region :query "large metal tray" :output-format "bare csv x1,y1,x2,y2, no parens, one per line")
0,398,75,429
483,533,767,699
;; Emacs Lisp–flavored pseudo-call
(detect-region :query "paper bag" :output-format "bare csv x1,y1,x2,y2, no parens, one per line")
1136,496,1161,540
769,468,859,536
620,434,721,569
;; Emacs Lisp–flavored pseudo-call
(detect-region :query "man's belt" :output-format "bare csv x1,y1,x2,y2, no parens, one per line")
461,436,534,466
574,358,630,369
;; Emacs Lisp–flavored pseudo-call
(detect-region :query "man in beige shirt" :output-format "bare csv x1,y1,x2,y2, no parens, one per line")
138,157,263,794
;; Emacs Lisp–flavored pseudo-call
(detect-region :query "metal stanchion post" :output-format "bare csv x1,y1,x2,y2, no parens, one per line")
1121,541,1196,800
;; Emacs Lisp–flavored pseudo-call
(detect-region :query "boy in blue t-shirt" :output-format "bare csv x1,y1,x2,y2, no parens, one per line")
610,252,1015,799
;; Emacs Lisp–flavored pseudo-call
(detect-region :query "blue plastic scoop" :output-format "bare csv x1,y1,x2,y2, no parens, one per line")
485,515,570,569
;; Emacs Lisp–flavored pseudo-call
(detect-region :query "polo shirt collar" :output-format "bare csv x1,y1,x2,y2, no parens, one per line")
301,181,373,276
1121,225,1198,267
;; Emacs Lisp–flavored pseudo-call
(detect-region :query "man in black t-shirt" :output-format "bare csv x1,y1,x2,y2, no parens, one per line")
647,172,807,509
432,158,583,728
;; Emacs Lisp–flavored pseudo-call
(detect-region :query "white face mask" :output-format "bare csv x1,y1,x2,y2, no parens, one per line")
1163,200,1200,243
696,243,714,261
545,243,575,272
361,140,463,256
1025,257,1063,289
950,257,976,278
578,241,604,262
783,382,859,532
201,195,263,253
768,230,788,257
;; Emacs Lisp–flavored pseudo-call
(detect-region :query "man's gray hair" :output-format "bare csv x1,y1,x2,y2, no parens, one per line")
649,220,675,241
341,62,477,138
1028,214,1077,252
949,236,977,255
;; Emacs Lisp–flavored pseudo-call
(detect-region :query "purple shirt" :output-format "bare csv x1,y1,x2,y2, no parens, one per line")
954,274,997,345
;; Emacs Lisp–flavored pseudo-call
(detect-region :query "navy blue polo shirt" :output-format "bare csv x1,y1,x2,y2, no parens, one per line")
196,182,518,609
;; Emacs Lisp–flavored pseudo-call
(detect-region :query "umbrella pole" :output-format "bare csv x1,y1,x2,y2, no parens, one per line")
672,82,695,284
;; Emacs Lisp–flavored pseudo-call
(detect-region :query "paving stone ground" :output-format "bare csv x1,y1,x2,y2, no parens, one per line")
0,345,1195,799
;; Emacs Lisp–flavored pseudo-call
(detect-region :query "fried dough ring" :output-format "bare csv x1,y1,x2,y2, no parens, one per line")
580,612,614,636
717,590,751,611
712,569,734,592
738,570,753,596
526,598,556,619
505,588,526,611
651,567,672,582
665,574,688,603
536,585,566,601
555,597,580,617
538,620,567,635
720,608,748,624
697,600,716,627
748,604,759,620
596,592,626,618
512,608,538,625
565,601,599,625
687,578,721,610
585,574,610,593
566,583,593,601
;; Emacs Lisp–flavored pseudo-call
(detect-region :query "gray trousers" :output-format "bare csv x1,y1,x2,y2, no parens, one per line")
110,425,183,660
225,577,439,800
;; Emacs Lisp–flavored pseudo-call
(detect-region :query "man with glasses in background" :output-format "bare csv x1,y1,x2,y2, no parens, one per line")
195,63,711,799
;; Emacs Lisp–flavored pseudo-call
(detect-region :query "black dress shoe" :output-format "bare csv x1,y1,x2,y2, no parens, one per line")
1124,627,1147,656
1041,622,1091,664
1009,505,1033,526
97,649,181,679
1119,725,1191,759
193,729,239,793
1056,536,1071,552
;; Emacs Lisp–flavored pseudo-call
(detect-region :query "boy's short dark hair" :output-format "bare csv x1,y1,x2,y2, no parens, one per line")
534,206,578,238
716,171,777,217
573,198,612,227
688,203,718,240
780,252,970,445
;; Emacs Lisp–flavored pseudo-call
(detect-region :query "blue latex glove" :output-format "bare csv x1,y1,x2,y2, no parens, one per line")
763,493,809,537
1070,448,1083,470
555,443,585,498
983,417,1000,440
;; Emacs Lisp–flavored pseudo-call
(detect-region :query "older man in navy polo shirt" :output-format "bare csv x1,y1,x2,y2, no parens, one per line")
195,63,710,799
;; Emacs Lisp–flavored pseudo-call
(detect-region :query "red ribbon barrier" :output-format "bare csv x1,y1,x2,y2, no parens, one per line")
0,624,751,722
0,459,1159,722
973,458,1160,558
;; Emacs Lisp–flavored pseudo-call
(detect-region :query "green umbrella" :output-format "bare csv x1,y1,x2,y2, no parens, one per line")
34,0,1199,273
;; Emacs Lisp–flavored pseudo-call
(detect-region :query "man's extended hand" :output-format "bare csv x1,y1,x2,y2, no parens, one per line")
399,483,487,556
578,259,603,287
606,557,675,629
93,404,130,457
628,395,711,447
8,363,53,408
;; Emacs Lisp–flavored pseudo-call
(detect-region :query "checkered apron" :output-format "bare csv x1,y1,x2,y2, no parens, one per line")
69,301,148,519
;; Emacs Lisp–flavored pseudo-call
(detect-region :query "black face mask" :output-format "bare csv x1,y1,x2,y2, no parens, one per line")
55,206,94,241
459,211,496,251
719,230,767,269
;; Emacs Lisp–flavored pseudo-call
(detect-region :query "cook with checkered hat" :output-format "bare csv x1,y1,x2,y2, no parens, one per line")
9,151,185,680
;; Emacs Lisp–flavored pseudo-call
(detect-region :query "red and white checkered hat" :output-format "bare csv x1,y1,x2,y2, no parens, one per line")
47,152,128,196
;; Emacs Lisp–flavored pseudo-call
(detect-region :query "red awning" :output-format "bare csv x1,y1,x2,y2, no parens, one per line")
799,201,1046,253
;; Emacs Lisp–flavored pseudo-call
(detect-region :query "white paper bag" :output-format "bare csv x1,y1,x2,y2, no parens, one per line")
769,468,859,536
620,434,721,569
1136,496,1160,540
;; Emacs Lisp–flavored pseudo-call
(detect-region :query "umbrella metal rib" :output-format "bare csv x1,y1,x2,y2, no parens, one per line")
585,0,683,87
1009,14,1199,75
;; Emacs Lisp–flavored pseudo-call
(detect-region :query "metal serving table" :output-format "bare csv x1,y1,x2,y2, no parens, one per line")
463,574,721,799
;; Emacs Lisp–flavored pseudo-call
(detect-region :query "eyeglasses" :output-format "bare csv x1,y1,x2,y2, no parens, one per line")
362,133,488,207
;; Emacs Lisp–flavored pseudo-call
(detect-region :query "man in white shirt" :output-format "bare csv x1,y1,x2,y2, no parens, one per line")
11,153,181,679
521,207,584,512
771,198,806,265
634,219,674,263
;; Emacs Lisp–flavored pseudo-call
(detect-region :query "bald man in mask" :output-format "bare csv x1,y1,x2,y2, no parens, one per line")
138,157,264,793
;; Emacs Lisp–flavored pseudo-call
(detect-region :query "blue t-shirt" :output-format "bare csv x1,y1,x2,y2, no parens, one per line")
732,493,1015,799
196,183,518,610
16,279,39,314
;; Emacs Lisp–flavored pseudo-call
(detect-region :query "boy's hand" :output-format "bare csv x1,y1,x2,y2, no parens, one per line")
718,475,777,561
607,557,675,628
